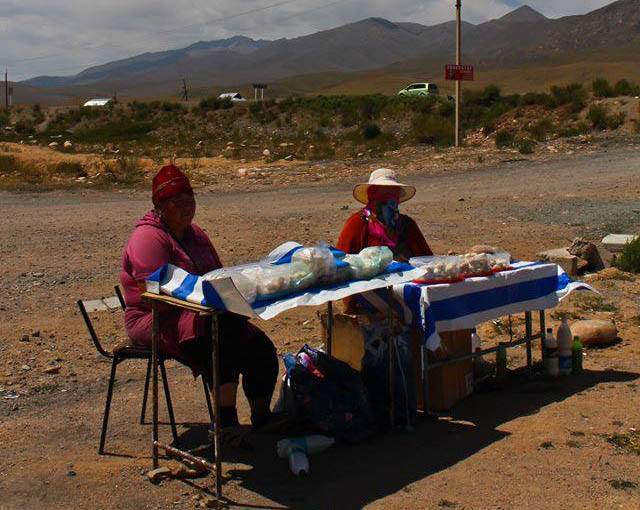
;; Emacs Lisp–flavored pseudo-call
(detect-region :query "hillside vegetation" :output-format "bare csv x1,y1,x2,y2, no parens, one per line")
0,79,638,187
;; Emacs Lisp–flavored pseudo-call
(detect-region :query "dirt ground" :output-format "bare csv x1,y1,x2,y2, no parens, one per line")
1,143,640,509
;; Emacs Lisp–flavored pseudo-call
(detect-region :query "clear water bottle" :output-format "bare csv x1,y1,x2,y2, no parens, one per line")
543,328,559,378
557,318,573,376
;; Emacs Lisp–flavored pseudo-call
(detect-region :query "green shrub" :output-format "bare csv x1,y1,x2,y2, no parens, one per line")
74,120,156,143
495,130,515,149
588,105,610,130
592,78,614,98
517,138,536,154
587,105,625,130
102,156,144,185
614,237,640,273
0,154,20,172
613,79,640,97
437,99,455,118
410,114,454,146
551,83,586,108
520,92,555,108
362,123,381,140
53,161,85,176
198,96,232,112
558,121,590,137
0,110,8,128
14,119,35,135
526,117,554,141
607,111,626,130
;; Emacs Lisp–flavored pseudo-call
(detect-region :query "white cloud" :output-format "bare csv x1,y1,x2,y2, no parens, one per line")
0,0,616,80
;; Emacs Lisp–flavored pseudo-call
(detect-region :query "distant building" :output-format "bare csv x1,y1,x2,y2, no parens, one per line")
83,98,112,107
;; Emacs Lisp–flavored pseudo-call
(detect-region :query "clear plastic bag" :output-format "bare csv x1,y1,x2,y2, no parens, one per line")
345,246,394,279
203,265,259,304
291,247,337,286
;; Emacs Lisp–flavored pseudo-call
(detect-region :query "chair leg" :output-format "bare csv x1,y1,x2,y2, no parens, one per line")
99,357,118,455
202,377,215,425
159,360,179,444
140,358,151,425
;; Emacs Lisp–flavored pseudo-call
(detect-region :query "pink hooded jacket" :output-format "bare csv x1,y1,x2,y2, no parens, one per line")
120,210,222,360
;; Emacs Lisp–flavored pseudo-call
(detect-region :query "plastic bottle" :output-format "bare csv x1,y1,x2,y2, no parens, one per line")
288,450,310,476
557,317,573,376
277,435,335,458
277,435,335,476
572,336,583,374
543,327,559,378
471,328,481,351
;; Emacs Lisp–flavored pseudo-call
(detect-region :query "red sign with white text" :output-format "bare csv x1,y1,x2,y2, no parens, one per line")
445,64,474,81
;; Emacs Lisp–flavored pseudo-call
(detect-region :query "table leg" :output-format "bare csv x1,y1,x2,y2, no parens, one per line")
210,313,223,499
387,287,395,429
326,301,333,356
151,302,159,469
421,344,430,415
539,310,546,361
525,311,533,373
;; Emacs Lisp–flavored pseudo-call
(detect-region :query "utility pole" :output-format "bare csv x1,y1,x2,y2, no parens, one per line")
4,69,8,111
455,0,462,147
182,79,188,101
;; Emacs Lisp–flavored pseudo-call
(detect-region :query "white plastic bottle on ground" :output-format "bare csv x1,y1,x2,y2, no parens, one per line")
277,435,335,476
288,450,310,476
557,317,573,376
543,327,559,378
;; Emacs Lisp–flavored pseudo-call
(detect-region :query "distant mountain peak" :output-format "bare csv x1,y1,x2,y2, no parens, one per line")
360,17,398,29
498,5,547,23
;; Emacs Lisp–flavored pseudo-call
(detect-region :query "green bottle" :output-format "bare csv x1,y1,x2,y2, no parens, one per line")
572,336,583,374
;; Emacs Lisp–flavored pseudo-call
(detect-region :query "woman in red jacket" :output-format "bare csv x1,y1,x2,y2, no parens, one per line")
337,168,432,313
337,168,432,260
120,164,278,442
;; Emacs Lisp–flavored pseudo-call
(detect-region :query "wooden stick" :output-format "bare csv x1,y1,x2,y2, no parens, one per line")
154,441,214,471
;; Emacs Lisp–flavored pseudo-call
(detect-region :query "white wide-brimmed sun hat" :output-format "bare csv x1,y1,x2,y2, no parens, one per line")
353,168,416,204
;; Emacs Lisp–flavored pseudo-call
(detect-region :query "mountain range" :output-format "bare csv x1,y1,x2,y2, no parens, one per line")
15,0,640,103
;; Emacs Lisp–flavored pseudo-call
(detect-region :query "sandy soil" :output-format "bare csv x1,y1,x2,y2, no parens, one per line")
1,144,640,509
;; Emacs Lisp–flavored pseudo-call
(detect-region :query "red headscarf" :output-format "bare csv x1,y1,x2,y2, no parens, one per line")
363,186,402,248
152,164,193,206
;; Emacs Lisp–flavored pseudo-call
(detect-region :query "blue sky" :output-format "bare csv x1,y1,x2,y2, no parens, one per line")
0,0,616,80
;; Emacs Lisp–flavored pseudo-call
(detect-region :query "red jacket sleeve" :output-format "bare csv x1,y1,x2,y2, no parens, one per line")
406,217,433,257
125,225,173,281
336,212,367,254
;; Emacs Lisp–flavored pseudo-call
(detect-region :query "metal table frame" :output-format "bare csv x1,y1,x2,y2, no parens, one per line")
142,292,223,498
420,310,547,413
142,287,396,499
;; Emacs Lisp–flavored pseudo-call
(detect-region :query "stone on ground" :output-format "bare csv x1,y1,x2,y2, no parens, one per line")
571,319,619,346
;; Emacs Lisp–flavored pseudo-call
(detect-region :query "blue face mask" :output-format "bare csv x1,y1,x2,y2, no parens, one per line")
378,199,399,229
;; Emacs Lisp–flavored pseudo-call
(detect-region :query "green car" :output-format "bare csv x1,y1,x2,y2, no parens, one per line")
397,83,440,97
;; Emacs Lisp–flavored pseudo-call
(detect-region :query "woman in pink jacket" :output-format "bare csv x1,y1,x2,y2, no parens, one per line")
120,164,278,440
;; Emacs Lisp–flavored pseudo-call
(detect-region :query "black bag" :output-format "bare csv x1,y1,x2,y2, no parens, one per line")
279,344,375,444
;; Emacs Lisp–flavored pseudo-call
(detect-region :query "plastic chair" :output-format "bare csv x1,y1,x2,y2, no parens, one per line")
77,285,214,454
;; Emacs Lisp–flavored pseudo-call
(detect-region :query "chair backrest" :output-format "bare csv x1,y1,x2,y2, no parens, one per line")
77,285,127,359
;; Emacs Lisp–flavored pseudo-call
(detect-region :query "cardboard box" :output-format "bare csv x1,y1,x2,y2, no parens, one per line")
320,313,367,371
414,330,474,411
